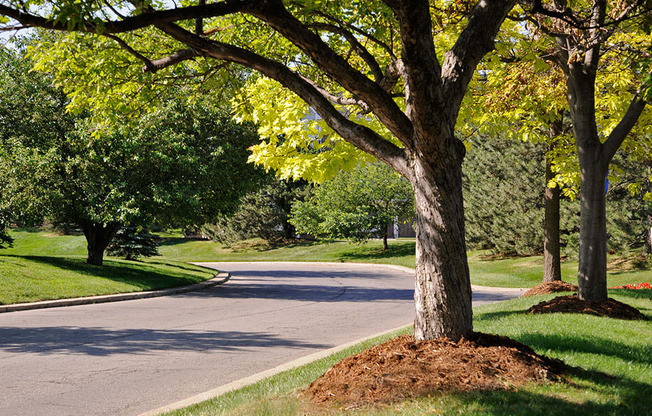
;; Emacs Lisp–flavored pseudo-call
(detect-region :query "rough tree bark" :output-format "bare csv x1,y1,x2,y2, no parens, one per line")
80,220,122,266
409,145,471,341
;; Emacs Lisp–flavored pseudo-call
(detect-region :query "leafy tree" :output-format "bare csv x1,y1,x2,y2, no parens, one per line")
464,3,652,288
1,0,520,340
107,227,161,261
202,178,313,243
0,51,266,265
513,1,652,300
291,162,414,250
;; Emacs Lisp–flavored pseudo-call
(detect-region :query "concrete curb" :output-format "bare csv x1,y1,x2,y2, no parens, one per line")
138,324,412,416
0,272,230,314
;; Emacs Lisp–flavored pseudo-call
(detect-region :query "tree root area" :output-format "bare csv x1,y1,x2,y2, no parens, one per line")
305,333,566,407
528,295,648,320
522,281,578,297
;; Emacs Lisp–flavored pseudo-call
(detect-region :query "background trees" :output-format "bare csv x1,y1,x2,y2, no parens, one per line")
291,162,414,250
0,48,266,265
530,0,651,301
463,136,651,257
202,178,313,243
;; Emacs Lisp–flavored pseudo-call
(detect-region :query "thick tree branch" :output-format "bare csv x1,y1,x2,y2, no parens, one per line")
0,0,250,34
195,0,206,35
603,88,648,162
442,0,517,124
388,0,444,141
246,0,414,144
298,75,372,113
154,21,410,175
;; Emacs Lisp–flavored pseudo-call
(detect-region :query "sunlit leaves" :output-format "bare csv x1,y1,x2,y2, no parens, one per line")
233,76,375,182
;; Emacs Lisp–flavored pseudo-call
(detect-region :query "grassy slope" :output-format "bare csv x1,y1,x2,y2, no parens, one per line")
0,230,216,305
165,290,652,416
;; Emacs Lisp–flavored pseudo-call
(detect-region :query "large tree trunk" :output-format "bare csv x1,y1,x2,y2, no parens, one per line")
81,220,122,266
577,151,609,300
410,150,472,342
543,156,562,282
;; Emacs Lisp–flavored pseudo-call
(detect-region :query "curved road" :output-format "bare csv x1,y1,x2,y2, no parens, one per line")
0,262,523,416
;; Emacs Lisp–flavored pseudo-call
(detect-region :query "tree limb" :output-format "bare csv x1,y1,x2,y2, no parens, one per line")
298,75,372,113
246,0,414,143
442,0,517,125
103,33,156,71
384,0,444,143
0,0,251,34
154,21,411,175
143,48,203,73
603,86,649,162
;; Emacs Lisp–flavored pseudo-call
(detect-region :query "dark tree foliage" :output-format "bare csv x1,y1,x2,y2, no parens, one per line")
107,227,161,260
605,154,652,254
202,179,312,243
463,137,651,257
464,137,553,256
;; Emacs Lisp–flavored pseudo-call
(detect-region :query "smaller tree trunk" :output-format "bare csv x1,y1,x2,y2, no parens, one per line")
577,159,609,301
543,156,562,282
81,220,122,266
382,225,389,251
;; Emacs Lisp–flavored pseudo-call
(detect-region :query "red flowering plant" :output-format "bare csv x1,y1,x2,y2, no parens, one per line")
609,282,652,290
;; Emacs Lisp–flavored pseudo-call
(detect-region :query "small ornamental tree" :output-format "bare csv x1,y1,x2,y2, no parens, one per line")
291,162,414,250
107,227,161,261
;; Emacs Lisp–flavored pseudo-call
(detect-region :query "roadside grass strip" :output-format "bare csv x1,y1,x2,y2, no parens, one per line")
0,255,216,305
159,291,651,416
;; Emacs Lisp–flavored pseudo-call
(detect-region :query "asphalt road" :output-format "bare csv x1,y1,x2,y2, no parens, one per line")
0,262,523,416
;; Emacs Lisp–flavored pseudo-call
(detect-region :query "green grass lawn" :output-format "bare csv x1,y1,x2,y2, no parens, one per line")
163,290,652,416
0,230,216,305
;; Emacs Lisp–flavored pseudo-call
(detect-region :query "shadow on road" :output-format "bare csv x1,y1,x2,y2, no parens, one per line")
0,327,331,356
182,281,414,303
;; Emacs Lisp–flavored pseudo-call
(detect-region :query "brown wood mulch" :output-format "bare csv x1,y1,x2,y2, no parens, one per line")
522,281,578,297
527,295,648,320
305,333,566,407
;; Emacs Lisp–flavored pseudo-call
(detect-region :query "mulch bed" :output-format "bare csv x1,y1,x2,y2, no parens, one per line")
305,333,566,407
522,281,578,297
527,295,648,320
